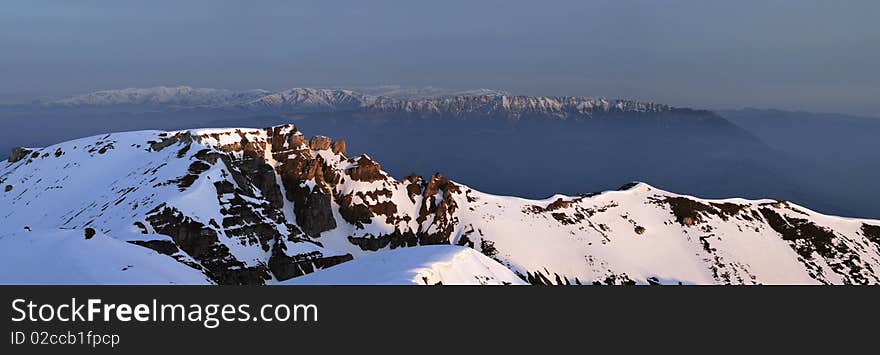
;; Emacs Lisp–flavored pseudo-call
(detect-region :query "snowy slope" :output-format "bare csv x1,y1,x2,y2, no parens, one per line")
445,184,863,285
3,123,880,285
0,126,352,285
284,245,525,285
0,228,210,285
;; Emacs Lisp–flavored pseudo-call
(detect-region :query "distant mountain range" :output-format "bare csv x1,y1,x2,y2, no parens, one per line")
47,86,272,108
41,85,675,119
41,86,507,108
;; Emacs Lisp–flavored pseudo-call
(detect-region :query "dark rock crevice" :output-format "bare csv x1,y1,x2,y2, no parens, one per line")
146,204,270,285
760,208,875,284
268,238,352,281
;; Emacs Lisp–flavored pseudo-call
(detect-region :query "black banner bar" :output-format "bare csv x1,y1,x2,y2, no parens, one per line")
1,286,877,354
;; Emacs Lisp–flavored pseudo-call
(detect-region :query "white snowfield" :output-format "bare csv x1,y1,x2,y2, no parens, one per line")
0,228,210,285
284,245,526,285
2,125,879,285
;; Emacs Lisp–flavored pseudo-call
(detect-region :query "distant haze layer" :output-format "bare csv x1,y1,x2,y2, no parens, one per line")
1,0,879,116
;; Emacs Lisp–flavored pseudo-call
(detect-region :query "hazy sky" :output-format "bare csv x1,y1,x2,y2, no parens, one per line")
1,0,878,115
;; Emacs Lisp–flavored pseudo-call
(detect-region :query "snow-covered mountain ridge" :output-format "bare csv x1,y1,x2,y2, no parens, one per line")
49,86,272,108
2,124,879,285
45,86,676,119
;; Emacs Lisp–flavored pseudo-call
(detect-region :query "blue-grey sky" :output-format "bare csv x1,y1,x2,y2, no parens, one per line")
1,0,878,116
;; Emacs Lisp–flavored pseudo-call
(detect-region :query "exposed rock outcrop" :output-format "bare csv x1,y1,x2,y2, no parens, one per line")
8,147,31,163
309,136,332,151
346,156,384,182
331,139,346,156
146,204,270,285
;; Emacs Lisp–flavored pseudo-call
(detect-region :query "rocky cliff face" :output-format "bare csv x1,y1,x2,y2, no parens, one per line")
3,124,880,284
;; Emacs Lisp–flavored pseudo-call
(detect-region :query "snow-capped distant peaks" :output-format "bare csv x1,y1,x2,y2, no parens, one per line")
237,88,376,112
48,86,272,108
355,85,509,99
45,86,675,118
364,95,673,119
